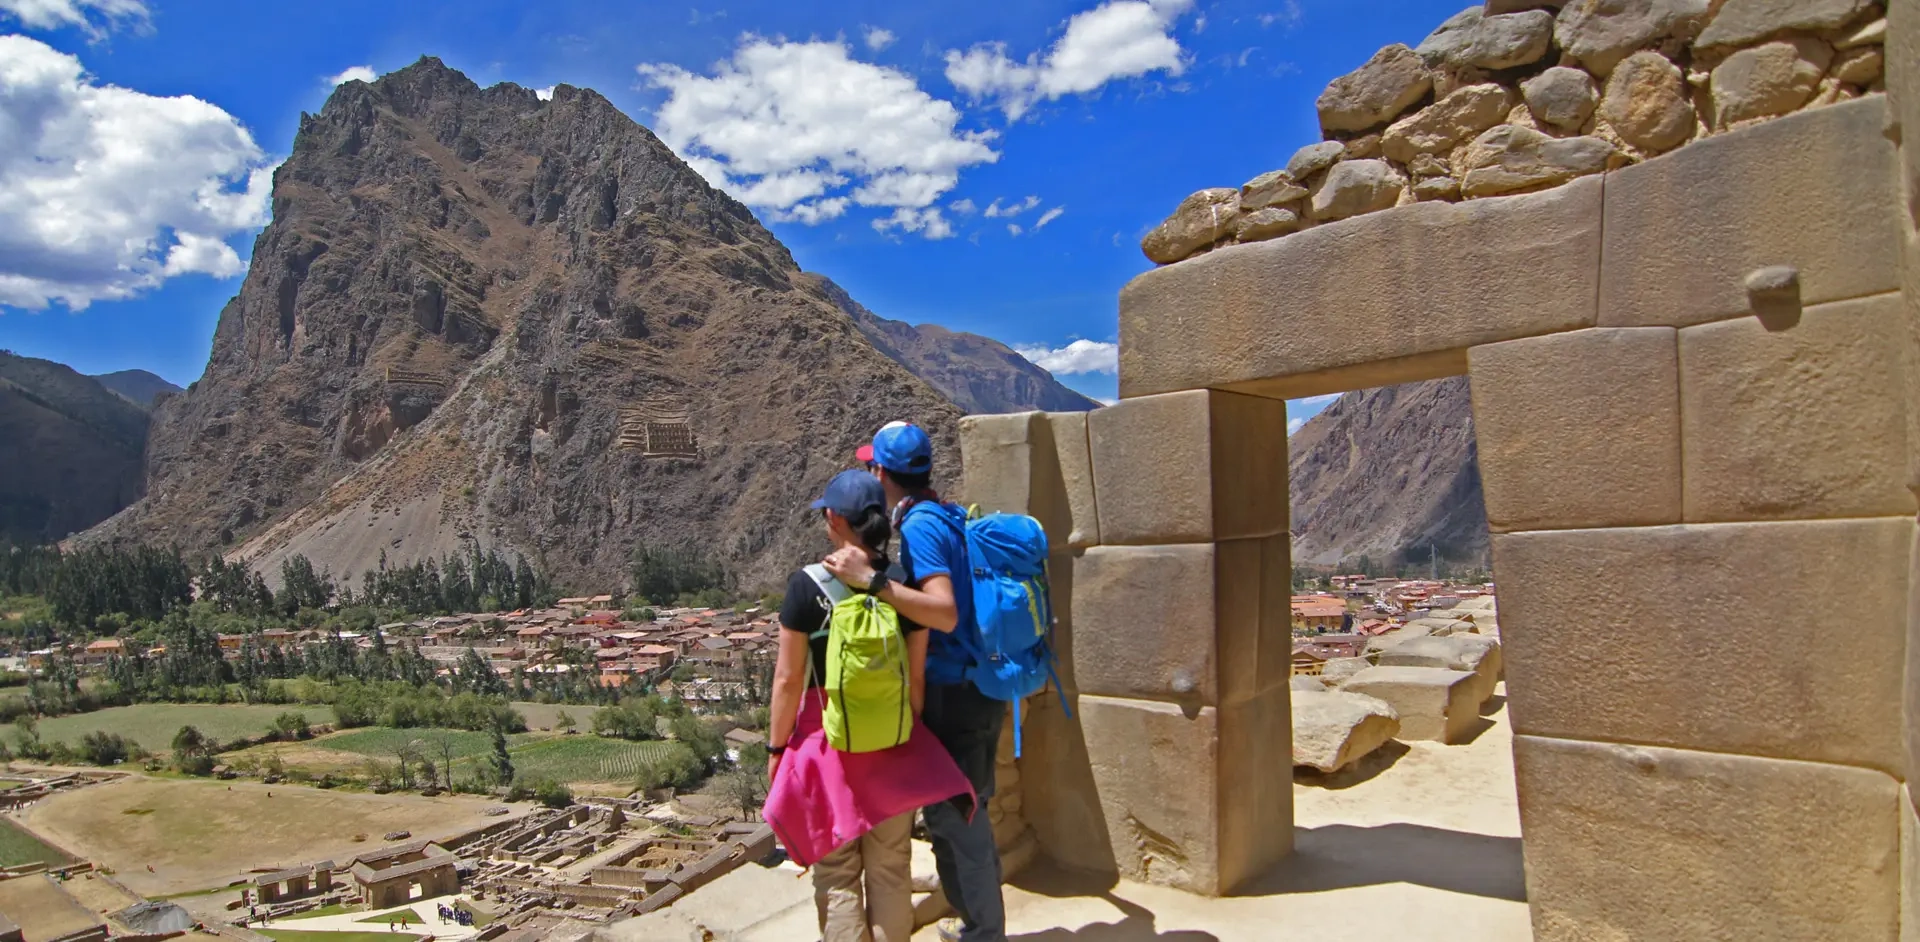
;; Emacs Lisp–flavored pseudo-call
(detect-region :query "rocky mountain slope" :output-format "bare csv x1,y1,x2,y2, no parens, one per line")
83,57,983,592
806,274,1099,415
1287,377,1487,570
91,370,183,409
0,353,150,544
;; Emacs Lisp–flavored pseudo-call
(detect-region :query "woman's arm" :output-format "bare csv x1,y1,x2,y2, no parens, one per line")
767,624,810,781
907,629,929,717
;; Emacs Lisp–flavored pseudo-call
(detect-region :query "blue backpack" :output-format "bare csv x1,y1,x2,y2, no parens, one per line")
903,501,1065,757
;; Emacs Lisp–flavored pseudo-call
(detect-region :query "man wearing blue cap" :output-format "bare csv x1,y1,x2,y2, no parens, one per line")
824,422,1006,942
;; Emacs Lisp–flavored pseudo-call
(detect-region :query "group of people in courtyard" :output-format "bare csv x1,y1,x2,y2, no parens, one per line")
762,422,1022,942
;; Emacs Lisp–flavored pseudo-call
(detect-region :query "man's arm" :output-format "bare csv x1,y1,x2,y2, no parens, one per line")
821,547,959,632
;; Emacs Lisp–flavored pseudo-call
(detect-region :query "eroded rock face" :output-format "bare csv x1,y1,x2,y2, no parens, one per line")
1316,44,1434,133
1287,141,1348,180
1711,37,1834,125
1601,52,1696,151
1140,188,1241,263
1382,83,1514,164
1555,0,1711,76
1292,689,1402,773
1459,125,1617,198
1521,66,1600,131
1309,159,1408,221
1235,207,1303,242
1240,170,1308,210
1417,6,1556,71
1695,0,1876,51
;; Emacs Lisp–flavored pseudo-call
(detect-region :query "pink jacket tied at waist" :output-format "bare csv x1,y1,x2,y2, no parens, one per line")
764,695,975,868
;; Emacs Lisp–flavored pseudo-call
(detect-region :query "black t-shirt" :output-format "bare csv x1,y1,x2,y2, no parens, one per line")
780,563,924,687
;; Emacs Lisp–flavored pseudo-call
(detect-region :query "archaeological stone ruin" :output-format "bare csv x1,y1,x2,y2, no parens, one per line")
958,0,1920,937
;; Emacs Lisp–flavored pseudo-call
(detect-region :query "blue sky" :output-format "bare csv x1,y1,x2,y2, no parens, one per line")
0,0,1462,426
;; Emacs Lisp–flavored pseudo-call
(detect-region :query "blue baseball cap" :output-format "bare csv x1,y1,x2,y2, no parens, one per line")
812,469,886,517
871,423,933,475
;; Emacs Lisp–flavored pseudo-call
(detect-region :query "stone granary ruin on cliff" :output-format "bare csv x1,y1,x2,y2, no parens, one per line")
954,0,1920,938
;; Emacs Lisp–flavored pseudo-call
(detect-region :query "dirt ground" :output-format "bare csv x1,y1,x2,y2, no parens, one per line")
14,776,532,896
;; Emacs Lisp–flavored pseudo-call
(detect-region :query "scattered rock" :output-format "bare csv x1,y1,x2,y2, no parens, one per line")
1343,133,1384,159
1408,153,1452,176
1555,0,1712,76
1235,207,1303,242
1291,674,1330,692
1710,37,1834,126
1309,159,1408,221
1377,635,1503,706
1415,176,1463,201
1319,657,1374,687
1417,6,1556,71
384,830,412,841
1601,51,1695,151
1521,66,1600,131
1830,46,1883,86
1140,188,1241,264
1292,689,1401,773
1835,17,1886,50
1695,0,1875,50
1240,169,1308,210
1458,125,1617,198
1382,83,1514,163
1316,44,1434,133
1287,140,1348,180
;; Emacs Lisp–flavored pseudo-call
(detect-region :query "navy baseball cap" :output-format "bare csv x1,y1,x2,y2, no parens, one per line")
872,423,933,474
812,469,886,517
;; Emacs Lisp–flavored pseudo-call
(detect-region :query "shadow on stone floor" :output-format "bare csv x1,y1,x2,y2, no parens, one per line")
1479,693,1508,717
1240,824,1527,902
1006,868,1221,942
1293,739,1412,790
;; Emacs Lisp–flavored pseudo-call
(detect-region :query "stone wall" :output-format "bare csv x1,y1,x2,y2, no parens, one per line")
1140,0,1891,266
958,2,1919,934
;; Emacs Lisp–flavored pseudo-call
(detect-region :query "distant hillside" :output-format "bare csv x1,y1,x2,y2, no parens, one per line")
92,370,184,409
806,274,1100,415
0,352,150,544
1288,377,1487,570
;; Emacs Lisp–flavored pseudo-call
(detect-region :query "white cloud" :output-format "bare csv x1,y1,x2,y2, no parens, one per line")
1287,417,1306,436
872,206,954,240
1007,223,1023,236
640,37,998,238
944,0,1195,120
0,36,279,311
0,0,145,36
1259,1,1304,30
1296,393,1341,406
1015,339,1119,375
327,65,377,86
864,26,895,51
534,85,556,101
1033,206,1065,230
948,197,976,215
982,195,1040,218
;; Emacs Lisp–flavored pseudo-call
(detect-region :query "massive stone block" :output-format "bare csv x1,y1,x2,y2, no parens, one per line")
1514,736,1901,941
1070,541,1290,707
1679,293,1913,522
1467,327,1680,531
1045,411,1101,549
1117,176,1601,400
1291,688,1401,772
1493,518,1911,775
1905,785,1917,942
1342,666,1481,742
957,410,1103,552
958,412,1043,513
1376,635,1502,706
1599,96,1900,328
1078,691,1292,895
1087,390,1288,544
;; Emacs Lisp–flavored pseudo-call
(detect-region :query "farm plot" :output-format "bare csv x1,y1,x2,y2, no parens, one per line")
0,817,74,868
501,737,682,784
32,703,326,753
312,727,528,761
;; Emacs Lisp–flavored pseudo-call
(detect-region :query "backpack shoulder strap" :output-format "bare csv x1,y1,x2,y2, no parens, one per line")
802,564,852,608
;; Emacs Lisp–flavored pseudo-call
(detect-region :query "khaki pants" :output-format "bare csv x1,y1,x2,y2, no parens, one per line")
812,811,914,942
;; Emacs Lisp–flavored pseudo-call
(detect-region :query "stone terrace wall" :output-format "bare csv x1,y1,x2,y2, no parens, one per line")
1139,0,1891,266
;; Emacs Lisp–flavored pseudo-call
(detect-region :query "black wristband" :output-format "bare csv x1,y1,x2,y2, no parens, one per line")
768,744,786,756
866,570,891,596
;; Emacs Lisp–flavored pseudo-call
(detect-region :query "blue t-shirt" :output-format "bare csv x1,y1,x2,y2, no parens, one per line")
899,503,975,686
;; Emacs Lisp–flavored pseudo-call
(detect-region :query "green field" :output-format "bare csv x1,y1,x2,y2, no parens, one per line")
31,703,327,753
260,930,419,942
0,817,74,868
511,702,590,731
311,727,534,761
499,736,681,783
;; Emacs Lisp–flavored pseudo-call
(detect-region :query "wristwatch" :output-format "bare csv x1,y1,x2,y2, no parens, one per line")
865,570,891,596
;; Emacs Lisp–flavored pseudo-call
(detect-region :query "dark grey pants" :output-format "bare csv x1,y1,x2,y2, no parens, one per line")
922,682,1007,942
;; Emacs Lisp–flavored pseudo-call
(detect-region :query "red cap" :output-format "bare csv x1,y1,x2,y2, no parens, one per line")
855,444,875,464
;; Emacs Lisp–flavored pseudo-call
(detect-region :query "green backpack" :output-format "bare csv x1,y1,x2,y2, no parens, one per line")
804,564,913,753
